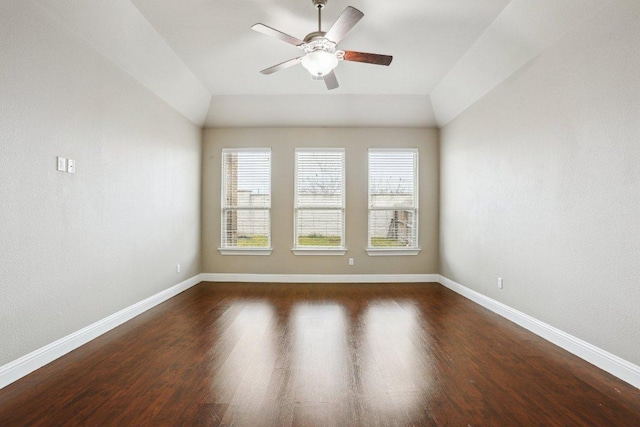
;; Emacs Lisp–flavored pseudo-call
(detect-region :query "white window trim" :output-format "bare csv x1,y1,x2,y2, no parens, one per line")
218,247,273,256
293,148,346,254
366,247,421,256
367,148,419,252
220,148,272,255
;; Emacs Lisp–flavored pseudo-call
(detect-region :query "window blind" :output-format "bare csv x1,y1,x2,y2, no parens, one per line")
295,149,345,248
368,149,418,248
221,149,271,248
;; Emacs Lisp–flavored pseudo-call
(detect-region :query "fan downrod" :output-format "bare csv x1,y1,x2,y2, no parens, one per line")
313,0,327,32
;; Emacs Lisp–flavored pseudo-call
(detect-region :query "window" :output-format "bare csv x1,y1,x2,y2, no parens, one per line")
294,149,346,255
367,149,419,256
220,149,272,255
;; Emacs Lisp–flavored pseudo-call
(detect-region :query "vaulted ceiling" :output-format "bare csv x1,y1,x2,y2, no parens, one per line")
35,0,606,127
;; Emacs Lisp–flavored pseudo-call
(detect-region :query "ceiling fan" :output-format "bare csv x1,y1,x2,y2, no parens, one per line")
251,0,393,90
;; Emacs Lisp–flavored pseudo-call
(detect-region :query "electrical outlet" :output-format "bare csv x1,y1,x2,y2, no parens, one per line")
176,264,181,273
67,159,76,174
348,258,354,266
498,277,504,289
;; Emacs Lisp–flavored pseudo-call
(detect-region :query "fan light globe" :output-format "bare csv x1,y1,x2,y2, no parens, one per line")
301,50,338,76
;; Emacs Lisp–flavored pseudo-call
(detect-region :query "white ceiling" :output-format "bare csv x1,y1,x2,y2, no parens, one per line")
35,0,608,128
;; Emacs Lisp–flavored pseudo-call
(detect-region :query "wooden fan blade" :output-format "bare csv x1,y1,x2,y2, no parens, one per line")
324,7,364,44
260,57,303,75
251,24,305,47
343,51,393,66
323,70,339,90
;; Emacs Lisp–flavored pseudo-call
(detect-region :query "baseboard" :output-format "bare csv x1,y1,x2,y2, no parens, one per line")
5,273,636,391
201,273,440,283
438,275,640,390
0,273,203,390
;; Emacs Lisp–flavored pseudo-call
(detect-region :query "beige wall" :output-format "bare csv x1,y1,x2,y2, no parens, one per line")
0,1,201,365
440,0,640,365
203,128,439,275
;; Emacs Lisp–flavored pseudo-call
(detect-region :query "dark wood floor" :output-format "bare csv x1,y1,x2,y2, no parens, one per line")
1,282,638,426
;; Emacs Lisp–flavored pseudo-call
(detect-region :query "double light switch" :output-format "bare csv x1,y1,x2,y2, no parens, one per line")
57,157,76,174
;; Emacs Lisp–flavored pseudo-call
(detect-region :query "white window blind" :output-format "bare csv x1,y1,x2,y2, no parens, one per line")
295,149,345,248
221,149,271,249
368,149,418,248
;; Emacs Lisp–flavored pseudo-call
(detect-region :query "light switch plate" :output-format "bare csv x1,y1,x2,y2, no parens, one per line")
57,157,67,172
67,159,76,174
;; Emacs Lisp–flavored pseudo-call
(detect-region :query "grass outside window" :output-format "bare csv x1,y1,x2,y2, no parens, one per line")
238,235,407,247
370,237,406,247
236,235,269,247
297,234,342,247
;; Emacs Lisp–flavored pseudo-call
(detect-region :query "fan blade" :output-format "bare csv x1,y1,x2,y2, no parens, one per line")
343,51,393,66
323,70,339,90
251,24,305,47
260,57,303,75
324,7,364,44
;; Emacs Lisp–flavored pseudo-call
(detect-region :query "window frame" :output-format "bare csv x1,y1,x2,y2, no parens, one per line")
366,148,420,256
219,148,272,256
292,148,347,256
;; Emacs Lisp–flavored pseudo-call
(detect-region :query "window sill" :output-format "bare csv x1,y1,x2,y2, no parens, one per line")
291,248,347,256
366,248,421,256
218,247,273,256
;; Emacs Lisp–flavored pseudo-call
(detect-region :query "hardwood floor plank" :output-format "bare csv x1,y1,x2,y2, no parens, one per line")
0,282,638,426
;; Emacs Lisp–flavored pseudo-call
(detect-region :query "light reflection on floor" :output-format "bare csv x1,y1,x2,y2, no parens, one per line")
211,301,278,424
361,301,432,416
210,297,433,425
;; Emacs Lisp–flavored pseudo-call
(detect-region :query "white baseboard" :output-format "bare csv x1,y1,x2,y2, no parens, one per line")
0,274,203,390
200,273,440,284
438,275,640,390
4,273,637,392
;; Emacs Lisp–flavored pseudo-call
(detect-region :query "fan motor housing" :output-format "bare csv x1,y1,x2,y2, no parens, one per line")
303,31,327,44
